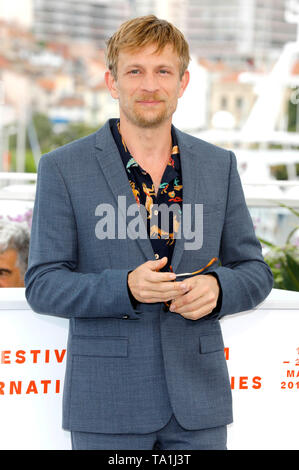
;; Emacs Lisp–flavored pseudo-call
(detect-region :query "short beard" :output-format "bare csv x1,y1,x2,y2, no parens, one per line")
132,110,169,128
125,103,177,129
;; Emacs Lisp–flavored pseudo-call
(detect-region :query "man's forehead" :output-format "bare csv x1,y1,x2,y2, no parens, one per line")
0,248,18,265
118,43,179,63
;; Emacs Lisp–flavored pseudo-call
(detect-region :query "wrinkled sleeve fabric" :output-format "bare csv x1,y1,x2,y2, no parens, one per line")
209,151,273,319
25,153,140,320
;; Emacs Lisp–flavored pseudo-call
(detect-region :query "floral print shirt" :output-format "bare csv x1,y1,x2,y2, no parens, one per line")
110,119,183,271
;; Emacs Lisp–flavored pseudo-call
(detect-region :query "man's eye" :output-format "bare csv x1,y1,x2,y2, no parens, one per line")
129,70,140,75
159,70,169,74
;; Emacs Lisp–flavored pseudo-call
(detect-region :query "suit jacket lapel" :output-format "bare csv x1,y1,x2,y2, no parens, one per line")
170,127,206,272
94,121,155,262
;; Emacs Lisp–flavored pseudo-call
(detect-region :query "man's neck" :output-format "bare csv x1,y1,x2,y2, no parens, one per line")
118,116,173,170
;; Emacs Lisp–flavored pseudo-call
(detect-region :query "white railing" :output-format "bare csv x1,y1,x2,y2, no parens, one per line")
0,172,37,182
242,181,299,208
0,172,37,201
0,172,298,207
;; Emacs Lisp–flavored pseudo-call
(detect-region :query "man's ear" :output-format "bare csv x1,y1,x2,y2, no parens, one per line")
104,70,119,99
178,70,190,98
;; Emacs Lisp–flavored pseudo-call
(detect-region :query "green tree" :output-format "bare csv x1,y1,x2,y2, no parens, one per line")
260,204,299,292
9,115,102,172
288,98,298,132
51,122,100,149
31,112,54,153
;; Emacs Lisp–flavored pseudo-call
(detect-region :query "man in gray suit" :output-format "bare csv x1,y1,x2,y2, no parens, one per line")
25,16,273,450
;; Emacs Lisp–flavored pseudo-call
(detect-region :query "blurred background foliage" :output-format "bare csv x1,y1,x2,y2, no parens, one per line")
9,112,101,172
261,204,299,291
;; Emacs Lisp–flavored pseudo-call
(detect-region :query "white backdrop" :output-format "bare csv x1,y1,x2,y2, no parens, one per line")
0,288,298,450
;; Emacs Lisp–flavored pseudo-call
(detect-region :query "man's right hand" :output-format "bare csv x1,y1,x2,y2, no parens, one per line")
127,256,189,304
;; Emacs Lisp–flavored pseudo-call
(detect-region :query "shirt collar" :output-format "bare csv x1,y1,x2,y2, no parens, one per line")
110,118,181,174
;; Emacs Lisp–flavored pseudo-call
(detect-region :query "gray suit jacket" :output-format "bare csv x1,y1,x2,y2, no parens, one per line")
25,120,273,434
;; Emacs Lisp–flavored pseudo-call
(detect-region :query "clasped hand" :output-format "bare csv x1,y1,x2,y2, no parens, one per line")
127,257,219,320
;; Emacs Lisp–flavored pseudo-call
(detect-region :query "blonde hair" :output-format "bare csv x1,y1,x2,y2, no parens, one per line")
106,15,190,79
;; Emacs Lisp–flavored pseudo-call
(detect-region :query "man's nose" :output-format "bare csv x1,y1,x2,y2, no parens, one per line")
140,72,159,92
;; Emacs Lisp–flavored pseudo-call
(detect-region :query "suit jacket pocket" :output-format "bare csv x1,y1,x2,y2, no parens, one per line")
71,336,128,357
199,333,224,354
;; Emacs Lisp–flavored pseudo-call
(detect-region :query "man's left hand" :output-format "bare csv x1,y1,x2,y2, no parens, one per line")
169,274,220,320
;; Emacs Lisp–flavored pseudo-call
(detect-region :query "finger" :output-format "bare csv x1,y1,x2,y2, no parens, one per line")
147,256,168,272
148,271,177,282
176,302,216,320
169,289,206,312
147,280,189,297
168,276,214,310
168,283,196,309
170,294,217,315
170,293,217,319
135,289,180,303
140,279,189,302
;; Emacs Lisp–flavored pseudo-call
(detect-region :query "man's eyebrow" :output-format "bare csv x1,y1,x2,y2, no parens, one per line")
0,268,12,274
124,64,141,69
156,64,175,69
125,63,174,69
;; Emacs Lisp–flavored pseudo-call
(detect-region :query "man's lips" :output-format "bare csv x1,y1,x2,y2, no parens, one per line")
136,100,163,105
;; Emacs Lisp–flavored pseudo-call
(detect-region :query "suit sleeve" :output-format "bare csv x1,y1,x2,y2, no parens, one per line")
25,153,141,320
209,151,273,319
